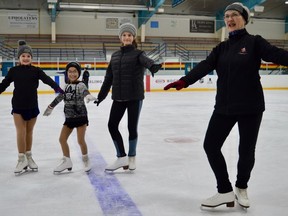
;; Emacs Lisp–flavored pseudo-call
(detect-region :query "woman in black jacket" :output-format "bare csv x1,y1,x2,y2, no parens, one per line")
0,40,63,174
96,23,161,171
164,2,288,209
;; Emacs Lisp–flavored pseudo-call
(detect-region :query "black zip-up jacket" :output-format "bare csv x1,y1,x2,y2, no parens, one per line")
181,29,288,115
0,65,60,109
98,45,155,101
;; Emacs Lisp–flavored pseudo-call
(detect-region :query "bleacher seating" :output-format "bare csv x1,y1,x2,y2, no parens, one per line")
1,34,286,61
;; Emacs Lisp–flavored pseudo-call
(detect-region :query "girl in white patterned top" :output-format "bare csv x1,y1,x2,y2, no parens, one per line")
43,61,96,173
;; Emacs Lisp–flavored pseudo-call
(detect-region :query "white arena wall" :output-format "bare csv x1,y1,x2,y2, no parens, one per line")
1,75,288,94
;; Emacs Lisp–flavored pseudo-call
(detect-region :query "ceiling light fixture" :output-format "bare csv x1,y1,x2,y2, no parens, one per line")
59,3,156,11
285,1,288,4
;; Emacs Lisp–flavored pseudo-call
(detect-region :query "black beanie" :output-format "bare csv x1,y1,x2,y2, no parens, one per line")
224,2,250,25
65,61,81,79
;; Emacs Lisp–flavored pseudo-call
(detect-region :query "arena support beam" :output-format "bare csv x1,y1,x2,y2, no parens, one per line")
47,0,59,43
138,0,165,26
216,0,266,31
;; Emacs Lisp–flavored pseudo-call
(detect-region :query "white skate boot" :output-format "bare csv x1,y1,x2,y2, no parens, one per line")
128,156,136,170
14,153,28,174
26,151,38,172
54,156,72,174
235,187,250,208
82,154,91,172
105,156,129,171
201,191,235,208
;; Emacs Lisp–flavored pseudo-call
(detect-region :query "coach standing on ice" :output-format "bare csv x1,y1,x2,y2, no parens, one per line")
164,2,288,209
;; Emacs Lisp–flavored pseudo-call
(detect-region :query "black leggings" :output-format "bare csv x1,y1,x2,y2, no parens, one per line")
203,111,263,193
108,100,143,157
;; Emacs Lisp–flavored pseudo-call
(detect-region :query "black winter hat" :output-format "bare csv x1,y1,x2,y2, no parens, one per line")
224,2,250,25
65,61,81,78
17,40,33,58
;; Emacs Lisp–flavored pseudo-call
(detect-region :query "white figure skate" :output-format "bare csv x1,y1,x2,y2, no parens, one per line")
26,151,38,172
235,187,250,208
54,156,72,174
128,156,136,170
105,156,129,171
82,154,91,172
201,191,235,208
14,153,28,175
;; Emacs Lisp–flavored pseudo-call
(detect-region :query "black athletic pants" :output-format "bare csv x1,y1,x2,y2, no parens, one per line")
203,111,263,193
108,100,143,157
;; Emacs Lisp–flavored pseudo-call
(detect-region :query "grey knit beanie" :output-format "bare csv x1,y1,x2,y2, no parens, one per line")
65,61,82,79
224,2,250,25
17,40,33,58
118,23,137,38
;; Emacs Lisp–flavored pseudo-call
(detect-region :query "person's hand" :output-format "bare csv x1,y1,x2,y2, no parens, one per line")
149,64,162,77
94,98,101,106
85,94,96,103
164,80,186,91
43,105,53,116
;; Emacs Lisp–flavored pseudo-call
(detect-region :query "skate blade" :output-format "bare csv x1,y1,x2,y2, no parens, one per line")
105,165,129,172
237,202,249,209
29,167,38,172
53,167,72,174
235,196,250,208
85,168,92,173
201,201,235,208
14,166,28,176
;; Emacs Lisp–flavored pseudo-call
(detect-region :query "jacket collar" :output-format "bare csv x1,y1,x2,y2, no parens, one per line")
228,28,248,39
120,44,135,53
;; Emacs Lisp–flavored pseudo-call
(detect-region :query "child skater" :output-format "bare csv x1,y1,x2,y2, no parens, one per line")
43,61,96,173
0,40,64,174
95,23,162,171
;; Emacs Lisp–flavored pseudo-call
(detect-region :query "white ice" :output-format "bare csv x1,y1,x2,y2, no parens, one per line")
0,90,288,216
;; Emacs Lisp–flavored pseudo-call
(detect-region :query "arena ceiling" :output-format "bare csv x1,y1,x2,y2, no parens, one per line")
0,0,287,20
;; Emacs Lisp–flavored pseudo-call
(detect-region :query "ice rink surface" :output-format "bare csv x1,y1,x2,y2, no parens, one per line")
0,90,288,216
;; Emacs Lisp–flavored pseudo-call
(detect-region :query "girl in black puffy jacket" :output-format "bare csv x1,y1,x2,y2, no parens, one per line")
96,23,162,171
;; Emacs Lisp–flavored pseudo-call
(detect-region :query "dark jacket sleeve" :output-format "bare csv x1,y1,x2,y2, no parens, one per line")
0,70,13,93
98,63,113,101
38,68,60,90
256,35,288,66
181,46,218,86
138,51,155,69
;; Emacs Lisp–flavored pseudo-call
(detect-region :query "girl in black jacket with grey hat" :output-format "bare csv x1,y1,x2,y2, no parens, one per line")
96,23,162,172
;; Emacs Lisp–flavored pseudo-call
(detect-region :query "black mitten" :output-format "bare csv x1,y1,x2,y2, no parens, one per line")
149,64,162,77
94,98,103,106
